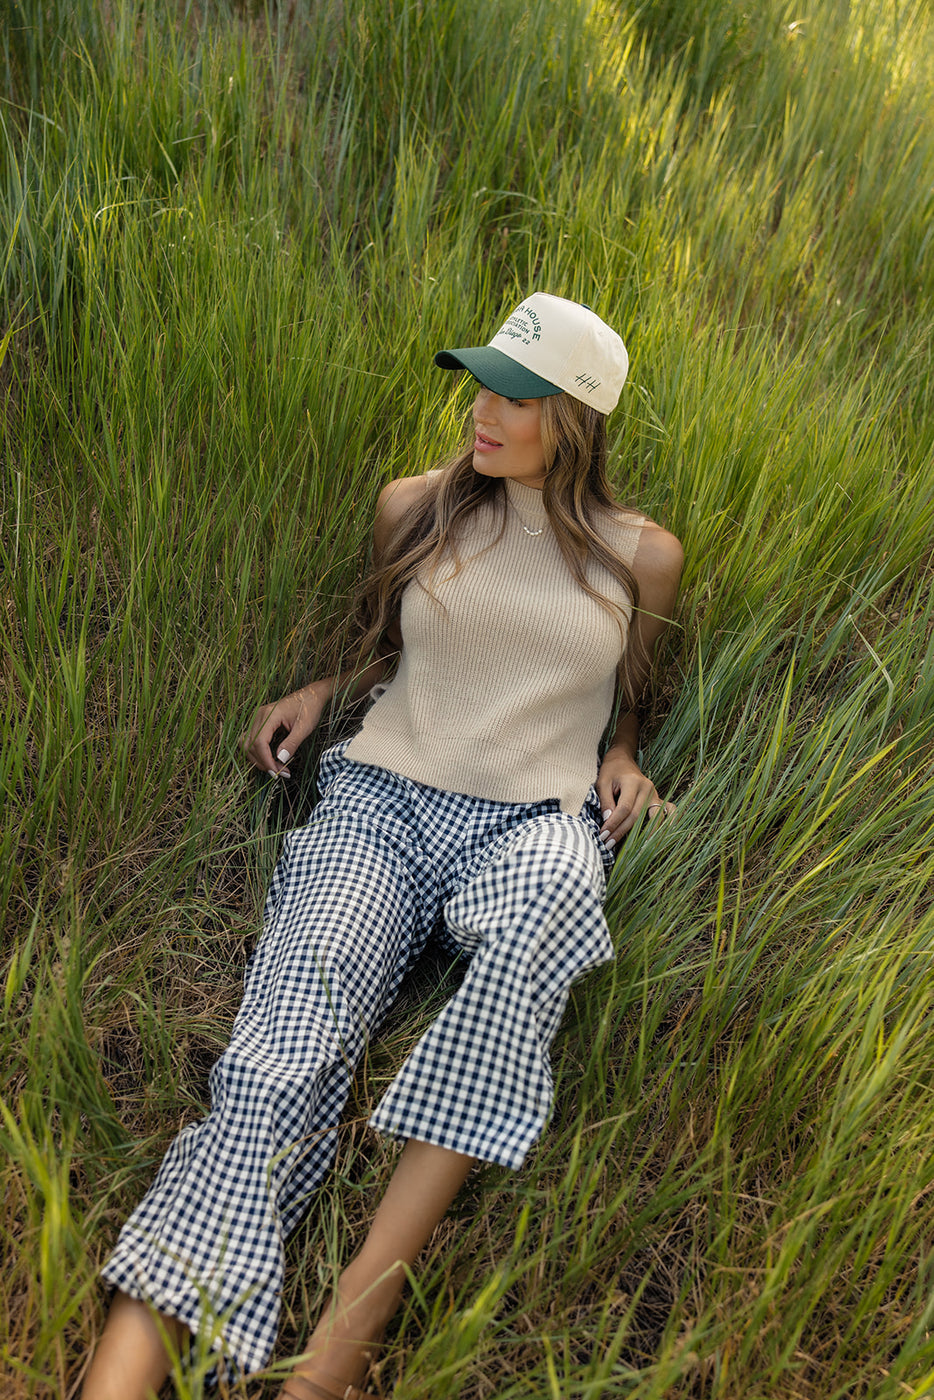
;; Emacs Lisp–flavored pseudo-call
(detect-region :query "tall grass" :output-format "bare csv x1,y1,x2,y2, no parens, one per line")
2,0,934,1395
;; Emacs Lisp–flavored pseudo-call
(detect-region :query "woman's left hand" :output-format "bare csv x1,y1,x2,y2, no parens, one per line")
595,749,676,848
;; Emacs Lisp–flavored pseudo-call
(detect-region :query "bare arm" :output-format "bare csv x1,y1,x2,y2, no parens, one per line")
240,658,390,777
596,522,683,844
241,473,433,776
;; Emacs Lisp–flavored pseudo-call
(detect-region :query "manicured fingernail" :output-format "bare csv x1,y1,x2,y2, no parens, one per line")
281,770,291,778
603,810,613,821
267,768,278,777
277,748,290,762
606,837,616,850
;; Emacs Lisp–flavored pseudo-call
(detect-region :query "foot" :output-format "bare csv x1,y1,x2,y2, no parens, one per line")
279,1375,382,1400
277,1275,398,1400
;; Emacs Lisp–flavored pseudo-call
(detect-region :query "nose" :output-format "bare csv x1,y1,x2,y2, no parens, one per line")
473,386,497,422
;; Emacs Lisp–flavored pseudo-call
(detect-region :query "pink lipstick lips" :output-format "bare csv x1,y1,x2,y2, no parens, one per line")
473,431,501,453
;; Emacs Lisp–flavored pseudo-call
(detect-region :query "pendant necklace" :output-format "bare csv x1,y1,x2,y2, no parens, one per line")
508,497,545,537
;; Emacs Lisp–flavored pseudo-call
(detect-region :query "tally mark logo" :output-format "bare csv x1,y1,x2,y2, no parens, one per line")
574,372,602,393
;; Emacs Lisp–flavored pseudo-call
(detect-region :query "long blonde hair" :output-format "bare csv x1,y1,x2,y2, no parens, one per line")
353,392,648,709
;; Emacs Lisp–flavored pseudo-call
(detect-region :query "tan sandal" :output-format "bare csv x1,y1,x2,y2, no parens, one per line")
279,1372,383,1400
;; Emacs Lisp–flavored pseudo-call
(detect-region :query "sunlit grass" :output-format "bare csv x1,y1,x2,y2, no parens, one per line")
2,0,934,1395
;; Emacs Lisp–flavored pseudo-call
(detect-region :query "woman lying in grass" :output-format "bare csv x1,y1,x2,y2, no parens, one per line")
83,293,683,1400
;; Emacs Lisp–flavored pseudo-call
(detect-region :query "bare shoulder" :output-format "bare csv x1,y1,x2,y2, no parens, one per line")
373,472,437,557
599,504,683,589
633,518,684,585
629,518,683,635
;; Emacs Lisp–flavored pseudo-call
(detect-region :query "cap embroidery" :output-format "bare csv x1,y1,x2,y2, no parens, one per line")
498,306,542,344
574,372,602,392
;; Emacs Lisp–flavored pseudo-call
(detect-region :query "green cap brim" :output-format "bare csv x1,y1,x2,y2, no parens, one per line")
434,345,563,399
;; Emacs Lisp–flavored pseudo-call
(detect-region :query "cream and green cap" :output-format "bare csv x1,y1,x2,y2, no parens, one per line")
434,292,629,415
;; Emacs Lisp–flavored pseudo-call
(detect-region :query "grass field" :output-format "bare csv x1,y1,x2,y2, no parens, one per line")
3,0,934,1395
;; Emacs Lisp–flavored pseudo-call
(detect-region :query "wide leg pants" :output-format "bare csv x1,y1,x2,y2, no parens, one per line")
102,743,615,1374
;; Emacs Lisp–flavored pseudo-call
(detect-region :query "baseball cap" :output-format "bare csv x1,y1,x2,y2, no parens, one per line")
434,292,629,415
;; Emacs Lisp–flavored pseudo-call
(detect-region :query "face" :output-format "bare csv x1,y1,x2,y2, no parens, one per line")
471,386,547,489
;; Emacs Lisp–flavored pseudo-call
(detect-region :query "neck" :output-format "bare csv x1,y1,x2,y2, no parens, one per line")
504,477,548,533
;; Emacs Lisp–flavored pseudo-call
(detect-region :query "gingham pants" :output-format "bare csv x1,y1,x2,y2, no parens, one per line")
102,743,615,1374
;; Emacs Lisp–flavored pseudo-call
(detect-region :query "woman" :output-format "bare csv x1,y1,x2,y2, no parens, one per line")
84,293,683,1400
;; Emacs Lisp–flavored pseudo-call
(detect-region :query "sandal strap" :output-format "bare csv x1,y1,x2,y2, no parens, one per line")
281,1380,338,1400
280,1374,383,1400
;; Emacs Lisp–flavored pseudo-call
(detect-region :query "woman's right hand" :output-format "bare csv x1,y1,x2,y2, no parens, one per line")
241,683,329,777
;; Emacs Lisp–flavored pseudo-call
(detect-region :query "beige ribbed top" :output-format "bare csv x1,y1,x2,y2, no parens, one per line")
344,478,645,815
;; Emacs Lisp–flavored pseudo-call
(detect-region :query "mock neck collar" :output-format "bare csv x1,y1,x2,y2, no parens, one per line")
504,477,548,528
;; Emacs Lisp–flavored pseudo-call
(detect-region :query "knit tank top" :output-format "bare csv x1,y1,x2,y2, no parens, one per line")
344,477,645,815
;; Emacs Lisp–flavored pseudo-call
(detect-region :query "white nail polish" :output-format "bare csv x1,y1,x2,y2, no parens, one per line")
277,748,290,762
606,837,616,850
603,809,613,821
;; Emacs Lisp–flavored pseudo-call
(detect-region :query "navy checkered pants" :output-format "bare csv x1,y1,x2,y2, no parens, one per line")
102,743,615,1374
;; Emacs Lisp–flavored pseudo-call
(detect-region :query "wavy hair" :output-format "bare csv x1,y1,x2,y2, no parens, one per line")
352,392,648,710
